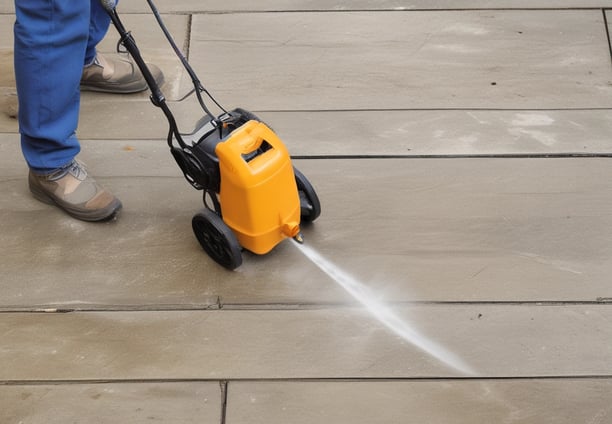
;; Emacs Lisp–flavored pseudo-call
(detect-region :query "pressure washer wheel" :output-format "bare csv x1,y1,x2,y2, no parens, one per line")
192,209,242,270
293,167,321,223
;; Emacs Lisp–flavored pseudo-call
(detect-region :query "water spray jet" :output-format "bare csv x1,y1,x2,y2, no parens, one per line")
293,241,476,376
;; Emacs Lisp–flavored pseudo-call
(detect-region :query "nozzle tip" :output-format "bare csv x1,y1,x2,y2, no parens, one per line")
293,233,304,244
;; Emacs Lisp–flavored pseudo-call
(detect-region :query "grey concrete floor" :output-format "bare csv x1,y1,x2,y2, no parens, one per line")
2,1,612,423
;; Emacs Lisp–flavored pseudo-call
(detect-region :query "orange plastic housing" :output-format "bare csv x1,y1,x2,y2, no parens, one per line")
215,120,301,254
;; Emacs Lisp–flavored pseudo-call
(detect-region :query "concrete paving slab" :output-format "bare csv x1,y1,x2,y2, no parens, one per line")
6,99,612,159
8,106,612,156
260,109,612,156
0,16,11,50
189,10,612,110
0,67,16,121
2,152,612,307
276,109,612,156
1,305,611,380
0,382,221,424
226,379,612,424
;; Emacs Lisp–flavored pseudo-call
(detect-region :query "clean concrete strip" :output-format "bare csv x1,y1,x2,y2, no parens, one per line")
274,109,612,157
7,104,612,156
26,108,612,156
7,104,612,159
0,382,221,424
226,379,612,424
1,305,611,380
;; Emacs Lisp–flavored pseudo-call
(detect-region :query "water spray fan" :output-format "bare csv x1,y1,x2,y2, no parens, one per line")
100,0,321,269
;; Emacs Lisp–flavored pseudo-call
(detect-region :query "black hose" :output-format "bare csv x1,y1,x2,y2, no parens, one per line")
145,0,227,118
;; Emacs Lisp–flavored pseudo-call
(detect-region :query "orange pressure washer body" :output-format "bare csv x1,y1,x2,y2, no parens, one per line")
216,120,301,255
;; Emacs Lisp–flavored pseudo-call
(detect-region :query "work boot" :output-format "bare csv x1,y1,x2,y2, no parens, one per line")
29,159,122,222
80,52,164,94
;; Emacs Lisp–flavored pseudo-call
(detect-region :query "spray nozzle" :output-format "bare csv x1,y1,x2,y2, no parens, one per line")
282,222,300,239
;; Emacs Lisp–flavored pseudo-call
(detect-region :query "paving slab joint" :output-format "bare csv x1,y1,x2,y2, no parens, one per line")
220,380,228,424
602,9,612,66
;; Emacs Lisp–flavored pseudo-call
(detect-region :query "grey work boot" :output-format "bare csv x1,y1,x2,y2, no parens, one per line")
80,52,164,94
29,160,122,222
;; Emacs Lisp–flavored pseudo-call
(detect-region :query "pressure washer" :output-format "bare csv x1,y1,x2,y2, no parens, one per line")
100,0,321,270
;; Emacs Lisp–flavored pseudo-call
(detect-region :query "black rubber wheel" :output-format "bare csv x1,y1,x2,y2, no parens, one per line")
192,209,242,270
293,167,321,223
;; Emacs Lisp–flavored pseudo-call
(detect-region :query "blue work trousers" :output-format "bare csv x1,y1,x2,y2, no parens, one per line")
14,0,111,173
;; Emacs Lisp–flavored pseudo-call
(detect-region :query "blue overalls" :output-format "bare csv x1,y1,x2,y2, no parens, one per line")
13,0,111,173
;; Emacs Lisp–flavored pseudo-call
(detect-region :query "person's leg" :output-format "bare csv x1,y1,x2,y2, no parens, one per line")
14,0,122,221
85,0,112,66
14,0,89,173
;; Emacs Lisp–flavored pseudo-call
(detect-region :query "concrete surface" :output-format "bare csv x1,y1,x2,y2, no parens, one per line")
2,1,612,423
225,380,612,424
